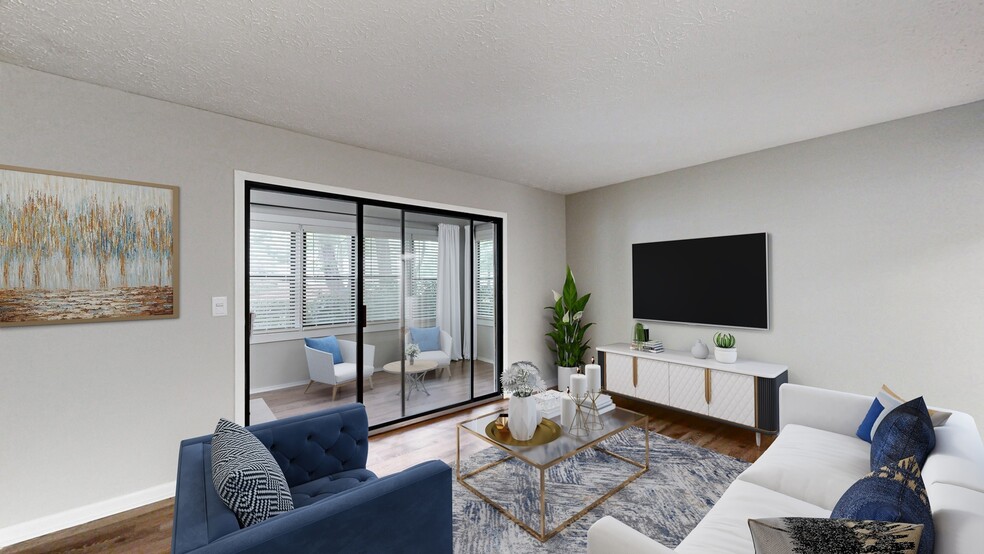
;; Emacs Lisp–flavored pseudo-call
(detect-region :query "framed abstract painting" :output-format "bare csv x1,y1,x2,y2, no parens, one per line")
0,165,179,326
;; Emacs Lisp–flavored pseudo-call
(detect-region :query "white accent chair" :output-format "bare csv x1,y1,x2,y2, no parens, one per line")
406,329,453,379
304,339,375,401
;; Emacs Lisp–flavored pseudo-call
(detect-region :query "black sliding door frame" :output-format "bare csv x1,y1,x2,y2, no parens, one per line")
245,181,504,431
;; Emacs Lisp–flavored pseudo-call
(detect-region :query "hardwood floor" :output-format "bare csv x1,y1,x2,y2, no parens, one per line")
2,395,773,553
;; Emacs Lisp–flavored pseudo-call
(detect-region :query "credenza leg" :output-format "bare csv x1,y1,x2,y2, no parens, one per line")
755,432,762,447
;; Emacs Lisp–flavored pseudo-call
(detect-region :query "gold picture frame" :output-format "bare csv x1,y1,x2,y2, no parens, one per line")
0,164,179,327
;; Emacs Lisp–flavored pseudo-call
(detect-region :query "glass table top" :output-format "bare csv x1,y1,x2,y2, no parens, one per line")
459,406,646,469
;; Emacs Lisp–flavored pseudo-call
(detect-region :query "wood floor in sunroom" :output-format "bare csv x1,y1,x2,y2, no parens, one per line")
2,396,775,554
254,359,498,425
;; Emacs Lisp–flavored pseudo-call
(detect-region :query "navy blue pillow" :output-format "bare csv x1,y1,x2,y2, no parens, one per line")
410,326,441,352
871,396,936,471
832,456,933,554
305,336,343,363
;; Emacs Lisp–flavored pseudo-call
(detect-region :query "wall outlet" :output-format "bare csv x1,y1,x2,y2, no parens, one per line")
212,296,228,317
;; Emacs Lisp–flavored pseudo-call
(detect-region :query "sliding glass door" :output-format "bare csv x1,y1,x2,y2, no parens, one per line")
246,182,503,430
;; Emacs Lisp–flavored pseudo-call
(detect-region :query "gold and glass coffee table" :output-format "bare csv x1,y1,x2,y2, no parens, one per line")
456,407,649,541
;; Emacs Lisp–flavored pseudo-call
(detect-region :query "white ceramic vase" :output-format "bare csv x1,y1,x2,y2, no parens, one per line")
691,339,709,359
508,395,539,441
715,346,738,364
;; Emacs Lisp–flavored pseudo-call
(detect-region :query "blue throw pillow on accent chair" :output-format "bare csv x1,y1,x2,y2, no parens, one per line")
211,418,294,528
870,396,936,471
410,326,441,352
831,456,933,554
305,336,343,363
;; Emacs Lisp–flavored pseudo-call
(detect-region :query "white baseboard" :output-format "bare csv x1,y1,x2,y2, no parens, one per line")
0,481,175,548
249,379,309,395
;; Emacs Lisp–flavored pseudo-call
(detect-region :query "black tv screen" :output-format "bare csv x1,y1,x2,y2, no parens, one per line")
632,233,769,329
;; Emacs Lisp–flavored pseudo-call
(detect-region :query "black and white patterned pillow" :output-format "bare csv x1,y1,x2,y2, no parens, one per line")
748,517,923,554
211,418,294,527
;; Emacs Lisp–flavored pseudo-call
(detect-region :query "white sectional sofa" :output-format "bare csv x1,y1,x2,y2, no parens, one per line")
588,384,984,554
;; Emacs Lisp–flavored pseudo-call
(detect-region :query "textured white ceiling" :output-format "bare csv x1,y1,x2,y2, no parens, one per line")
2,1,983,193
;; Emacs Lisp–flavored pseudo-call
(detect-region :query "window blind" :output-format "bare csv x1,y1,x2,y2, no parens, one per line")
303,230,356,327
410,238,438,321
249,227,300,331
364,235,401,322
476,236,495,320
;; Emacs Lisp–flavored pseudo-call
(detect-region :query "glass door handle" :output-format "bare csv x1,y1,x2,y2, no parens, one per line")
359,305,367,328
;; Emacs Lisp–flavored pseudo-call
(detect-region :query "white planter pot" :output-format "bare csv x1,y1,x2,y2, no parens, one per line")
508,395,539,441
715,347,738,364
557,366,578,391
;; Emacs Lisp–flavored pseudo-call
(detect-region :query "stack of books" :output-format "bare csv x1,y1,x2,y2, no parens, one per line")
533,389,565,419
631,339,664,353
533,389,617,418
578,393,616,415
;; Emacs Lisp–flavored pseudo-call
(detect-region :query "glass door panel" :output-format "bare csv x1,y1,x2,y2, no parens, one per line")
403,211,471,417
247,188,359,423
472,221,499,398
360,205,405,426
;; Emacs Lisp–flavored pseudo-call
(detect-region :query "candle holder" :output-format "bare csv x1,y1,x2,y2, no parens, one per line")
583,390,604,430
567,392,591,437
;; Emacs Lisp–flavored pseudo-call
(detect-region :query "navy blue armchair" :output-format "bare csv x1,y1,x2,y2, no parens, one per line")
171,404,452,553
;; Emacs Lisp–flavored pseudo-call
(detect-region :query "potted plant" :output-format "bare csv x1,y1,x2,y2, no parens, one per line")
500,361,546,440
405,342,421,365
546,266,594,389
713,332,738,363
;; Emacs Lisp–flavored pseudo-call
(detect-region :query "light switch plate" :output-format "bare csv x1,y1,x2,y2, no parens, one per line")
212,296,228,317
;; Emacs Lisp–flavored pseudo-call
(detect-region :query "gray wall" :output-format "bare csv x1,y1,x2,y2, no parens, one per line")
566,101,984,429
0,62,565,530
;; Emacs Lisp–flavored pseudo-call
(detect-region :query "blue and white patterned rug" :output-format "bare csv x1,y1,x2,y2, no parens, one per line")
453,427,750,553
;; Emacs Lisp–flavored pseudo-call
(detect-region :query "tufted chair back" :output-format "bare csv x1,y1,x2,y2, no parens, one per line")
249,403,370,487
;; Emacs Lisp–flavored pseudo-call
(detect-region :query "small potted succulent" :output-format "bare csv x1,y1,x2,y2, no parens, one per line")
713,332,737,363
500,361,546,440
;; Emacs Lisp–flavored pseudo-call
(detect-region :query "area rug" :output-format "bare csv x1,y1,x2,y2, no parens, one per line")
452,427,750,553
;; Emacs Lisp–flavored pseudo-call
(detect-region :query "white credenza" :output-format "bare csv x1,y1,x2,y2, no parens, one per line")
597,343,789,444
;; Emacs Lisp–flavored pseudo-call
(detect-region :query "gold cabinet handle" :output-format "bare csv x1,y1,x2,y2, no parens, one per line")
705,368,711,404
632,357,638,388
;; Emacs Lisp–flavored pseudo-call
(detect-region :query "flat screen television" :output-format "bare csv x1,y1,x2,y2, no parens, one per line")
632,233,769,329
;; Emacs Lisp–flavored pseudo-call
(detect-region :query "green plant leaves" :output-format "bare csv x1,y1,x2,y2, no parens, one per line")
545,265,593,367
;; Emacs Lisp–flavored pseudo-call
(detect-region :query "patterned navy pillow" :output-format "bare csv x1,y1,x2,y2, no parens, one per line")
211,419,294,527
870,396,936,471
831,456,933,554
748,517,923,554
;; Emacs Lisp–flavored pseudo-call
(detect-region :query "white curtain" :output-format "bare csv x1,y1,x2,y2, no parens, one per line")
463,225,473,360
436,223,462,360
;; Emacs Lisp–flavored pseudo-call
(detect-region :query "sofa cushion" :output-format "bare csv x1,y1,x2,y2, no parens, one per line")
927,482,984,554
832,456,933,554
211,419,294,527
305,336,343,363
748,517,923,554
416,349,451,368
290,468,378,508
736,424,871,510
410,326,441,352
675,479,830,554
871,397,936,471
921,411,984,491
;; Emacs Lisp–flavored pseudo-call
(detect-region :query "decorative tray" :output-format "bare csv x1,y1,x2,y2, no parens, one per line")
484,416,562,446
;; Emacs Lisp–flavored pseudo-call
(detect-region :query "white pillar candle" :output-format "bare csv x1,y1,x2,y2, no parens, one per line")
561,395,576,428
570,374,587,398
585,364,602,393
